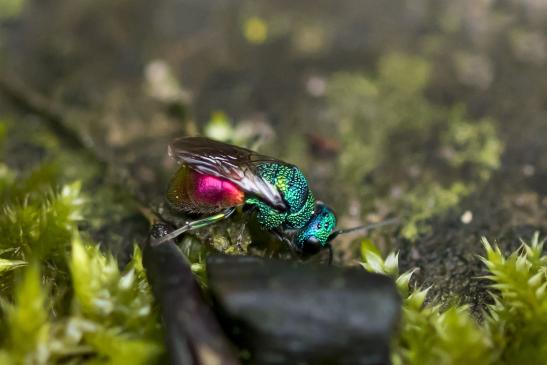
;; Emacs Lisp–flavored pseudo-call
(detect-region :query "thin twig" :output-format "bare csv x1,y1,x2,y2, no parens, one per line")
0,74,88,151
0,73,163,222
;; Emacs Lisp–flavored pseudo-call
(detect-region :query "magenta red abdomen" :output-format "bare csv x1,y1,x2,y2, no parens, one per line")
167,165,244,213
193,173,243,206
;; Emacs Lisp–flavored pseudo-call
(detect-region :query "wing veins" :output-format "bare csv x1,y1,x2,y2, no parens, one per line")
168,137,288,211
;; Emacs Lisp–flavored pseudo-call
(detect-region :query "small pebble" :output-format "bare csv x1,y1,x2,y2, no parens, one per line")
461,210,473,224
306,76,327,97
522,164,535,177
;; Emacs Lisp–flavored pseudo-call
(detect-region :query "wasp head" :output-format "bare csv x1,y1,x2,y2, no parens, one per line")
294,203,337,255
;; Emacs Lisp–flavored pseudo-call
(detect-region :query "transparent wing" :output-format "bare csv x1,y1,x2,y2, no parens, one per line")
168,137,288,211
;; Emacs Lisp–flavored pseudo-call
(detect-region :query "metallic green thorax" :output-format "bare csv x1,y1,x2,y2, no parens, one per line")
245,162,315,231
245,162,336,249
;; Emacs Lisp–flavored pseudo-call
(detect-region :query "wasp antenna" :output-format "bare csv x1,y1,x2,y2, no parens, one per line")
328,218,400,241
327,244,333,265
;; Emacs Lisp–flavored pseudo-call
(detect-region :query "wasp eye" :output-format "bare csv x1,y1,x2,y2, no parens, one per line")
302,236,321,256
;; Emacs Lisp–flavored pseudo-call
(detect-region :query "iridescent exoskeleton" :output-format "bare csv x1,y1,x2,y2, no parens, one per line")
156,137,396,262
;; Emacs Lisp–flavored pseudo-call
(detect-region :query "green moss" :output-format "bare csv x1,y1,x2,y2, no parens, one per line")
204,111,234,142
69,235,163,364
0,237,164,364
482,233,547,365
328,53,504,239
0,124,164,363
0,177,83,262
0,162,83,295
442,107,503,179
0,215,164,364
0,0,25,20
70,235,158,336
378,53,431,95
361,232,547,365
401,182,470,239
0,259,25,275
361,240,492,365
0,122,6,145
0,264,50,364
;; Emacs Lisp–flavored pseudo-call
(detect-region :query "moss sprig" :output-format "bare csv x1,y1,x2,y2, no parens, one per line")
361,233,546,365
70,233,161,341
0,264,50,364
360,239,493,365
0,237,164,364
482,233,547,365
0,164,83,263
0,161,164,364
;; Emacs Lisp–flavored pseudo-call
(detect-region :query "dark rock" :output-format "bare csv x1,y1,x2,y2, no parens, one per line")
143,225,240,365
207,255,401,365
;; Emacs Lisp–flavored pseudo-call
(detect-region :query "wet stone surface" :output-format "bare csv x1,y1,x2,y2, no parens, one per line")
207,255,401,365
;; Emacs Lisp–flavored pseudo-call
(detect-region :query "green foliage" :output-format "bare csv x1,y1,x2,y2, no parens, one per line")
0,169,83,262
482,233,547,365
0,0,25,20
0,164,15,197
204,111,235,142
0,161,164,364
2,163,62,203
377,53,431,94
66,234,163,364
0,163,82,285
0,122,6,148
70,234,161,342
0,238,163,364
0,257,26,275
361,240,493,365
0,264,50,364
361,233,547,365
328,54,434,186
441,108,502,176
400,182,470,239
328,53,503,239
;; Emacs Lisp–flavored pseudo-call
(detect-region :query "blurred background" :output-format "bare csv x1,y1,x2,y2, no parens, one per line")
0,0,546,310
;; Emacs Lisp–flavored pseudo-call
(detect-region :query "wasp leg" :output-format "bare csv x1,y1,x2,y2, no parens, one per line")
234,221,247,252
271,229,300,260
152,207,236,246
